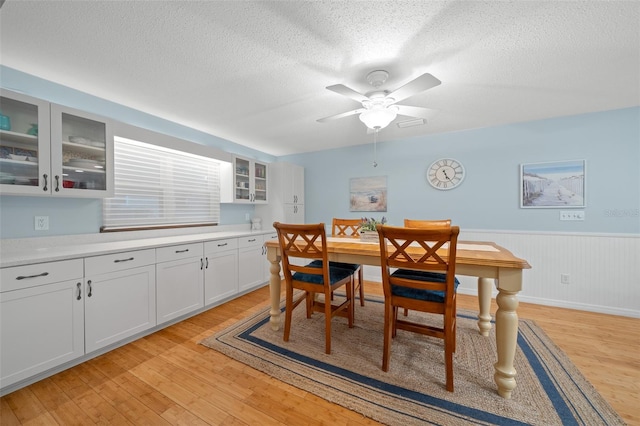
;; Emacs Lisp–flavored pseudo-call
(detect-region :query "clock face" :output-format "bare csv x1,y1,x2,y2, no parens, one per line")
427,158,465,190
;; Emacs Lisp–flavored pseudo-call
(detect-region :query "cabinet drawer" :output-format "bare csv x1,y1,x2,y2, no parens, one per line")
204,238,238,254
85,249,155,276
156,242,203,263
238,235,263,248
0,259,83,292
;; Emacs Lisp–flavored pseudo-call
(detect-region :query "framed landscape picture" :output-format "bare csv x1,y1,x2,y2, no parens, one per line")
350,176,387,212
520,160,585,208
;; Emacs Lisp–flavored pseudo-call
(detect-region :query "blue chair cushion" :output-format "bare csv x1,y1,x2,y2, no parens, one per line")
390,269,460,303
292,262,355,286
308,259,360,273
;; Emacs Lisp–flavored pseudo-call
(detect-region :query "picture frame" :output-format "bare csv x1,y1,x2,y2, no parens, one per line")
350,176,387,212
520,160,585,208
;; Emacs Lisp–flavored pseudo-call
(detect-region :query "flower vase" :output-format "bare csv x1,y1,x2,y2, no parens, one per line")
359,230,379,243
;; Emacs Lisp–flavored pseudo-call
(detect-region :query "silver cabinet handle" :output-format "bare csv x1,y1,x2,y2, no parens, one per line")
87,280,93,297
114,257,134,263
43,174,48,191
54,175,60,192
248,238,256,242
16,272,49,280
200,258,204,270
76,282,82,300
175,249,189,253
205,257,209,269
217,243,227,247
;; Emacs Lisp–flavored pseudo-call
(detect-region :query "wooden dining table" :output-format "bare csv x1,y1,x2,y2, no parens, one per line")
264,236,531,399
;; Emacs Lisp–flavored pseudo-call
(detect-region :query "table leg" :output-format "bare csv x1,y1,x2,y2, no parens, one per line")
267,251,282,331
477,277,493,336
493,289,519,399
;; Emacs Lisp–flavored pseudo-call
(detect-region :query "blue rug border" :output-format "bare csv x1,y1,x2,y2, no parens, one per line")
213,296,611,425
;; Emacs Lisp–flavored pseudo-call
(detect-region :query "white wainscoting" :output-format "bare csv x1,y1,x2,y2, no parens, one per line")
363,230,640,318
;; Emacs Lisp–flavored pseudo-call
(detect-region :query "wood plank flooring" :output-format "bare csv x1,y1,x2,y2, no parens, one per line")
1,282,638,425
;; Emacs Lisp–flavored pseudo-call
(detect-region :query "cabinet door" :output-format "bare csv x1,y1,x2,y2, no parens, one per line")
233,156,252,202
283,163,304,205
230,156,269,204
156,256,204,325
49,104,114,197
253,160,268,203
84,265,156,353
0,279,84,388
204,249,238,305
238,236,265,292
284,203,305,223
0,89,51,196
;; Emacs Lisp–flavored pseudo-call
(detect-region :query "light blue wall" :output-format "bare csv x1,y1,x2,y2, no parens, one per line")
281,107,640,234
0,66,276,238
1,66,638,238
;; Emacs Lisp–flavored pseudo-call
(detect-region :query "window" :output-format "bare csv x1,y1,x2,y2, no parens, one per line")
102,136,221,231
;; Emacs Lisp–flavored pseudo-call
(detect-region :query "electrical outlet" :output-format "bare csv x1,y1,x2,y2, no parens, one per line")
35,216,49,231
560,211,585,221
560,273,570,284
245,213,250,221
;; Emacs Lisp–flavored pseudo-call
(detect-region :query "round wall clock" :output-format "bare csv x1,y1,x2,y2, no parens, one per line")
427,158,465,190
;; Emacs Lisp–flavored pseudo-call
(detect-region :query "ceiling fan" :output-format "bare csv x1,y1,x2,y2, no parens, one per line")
317,70,441,131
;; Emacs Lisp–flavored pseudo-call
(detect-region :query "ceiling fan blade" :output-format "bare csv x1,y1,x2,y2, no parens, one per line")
326,84,370,103
317,108,366,123
394,105,438,120
387,73,441,104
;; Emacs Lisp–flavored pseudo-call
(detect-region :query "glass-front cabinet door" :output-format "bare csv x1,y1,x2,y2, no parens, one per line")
0,90,51,196
232,156,268,203
254,161,268,202
234,156,251,202
50,104,114,197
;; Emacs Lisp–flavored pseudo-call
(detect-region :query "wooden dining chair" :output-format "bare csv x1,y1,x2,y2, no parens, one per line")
376,224,460,391
404,219,451,229
309,218,365,306
273,222,355,355
401,219,453,316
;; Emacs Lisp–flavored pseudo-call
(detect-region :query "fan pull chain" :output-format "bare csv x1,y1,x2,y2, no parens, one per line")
373,129,378,167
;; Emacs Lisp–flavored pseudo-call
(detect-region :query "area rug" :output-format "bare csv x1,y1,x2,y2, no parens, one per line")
199,295,624,425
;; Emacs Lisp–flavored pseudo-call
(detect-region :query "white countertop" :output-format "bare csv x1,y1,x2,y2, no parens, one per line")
0,226,275,268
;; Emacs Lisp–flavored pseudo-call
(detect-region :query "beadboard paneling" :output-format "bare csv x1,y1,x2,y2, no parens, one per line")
364,231,640,318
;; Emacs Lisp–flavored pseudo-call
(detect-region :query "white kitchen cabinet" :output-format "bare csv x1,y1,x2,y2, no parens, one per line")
284,203,305,223
0,259,84,388
50,104,114,197
255,162,304,224
0,89,114,197
282,162,304,205
0,89,51,196
204,238,239,306
83,249,156,353
221,155,268,204
238,235,266,293
156,243,204,325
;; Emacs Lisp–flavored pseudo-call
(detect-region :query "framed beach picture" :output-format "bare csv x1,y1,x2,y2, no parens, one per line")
520,160,585,208
350,176,387,212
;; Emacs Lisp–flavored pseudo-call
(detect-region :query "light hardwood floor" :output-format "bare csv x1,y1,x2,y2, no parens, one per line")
1,281,638,425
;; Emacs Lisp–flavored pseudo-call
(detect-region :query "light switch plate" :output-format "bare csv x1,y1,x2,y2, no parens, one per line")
560,211,585,221
35,216,49,230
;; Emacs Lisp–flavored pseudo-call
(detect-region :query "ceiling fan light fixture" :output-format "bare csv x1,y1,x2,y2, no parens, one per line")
359,106,397,130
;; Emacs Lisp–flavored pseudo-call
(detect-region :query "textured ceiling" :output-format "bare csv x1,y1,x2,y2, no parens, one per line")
1,1,639,156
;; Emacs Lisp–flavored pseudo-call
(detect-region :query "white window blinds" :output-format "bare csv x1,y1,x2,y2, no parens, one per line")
103,137,220,230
